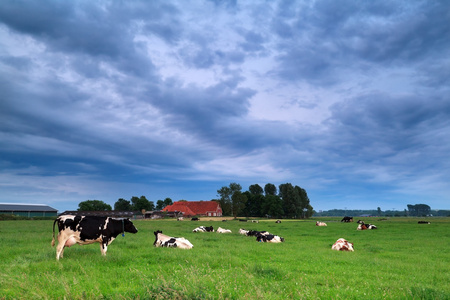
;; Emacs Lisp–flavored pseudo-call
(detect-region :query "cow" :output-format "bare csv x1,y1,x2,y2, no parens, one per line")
331,238,354,251
191,217,199,221
418,221,430,224
216,227,232,233
246,230,271,237
256,233,285,243
192,226,214,232
357,220,377,230
177,217,184,221
251,220,259,223
153,230,193,249
275,220,281,223
239,228,249,235
51,215,138,260
316,221,327,226
341,216,353,222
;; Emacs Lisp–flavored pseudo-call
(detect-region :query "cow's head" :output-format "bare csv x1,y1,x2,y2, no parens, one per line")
124,219,138,233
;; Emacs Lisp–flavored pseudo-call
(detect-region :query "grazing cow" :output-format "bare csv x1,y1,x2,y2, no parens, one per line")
51,215,138,260
275,220,281,223
341,216,353,222
256,233,285,243
239,228,249,235
192,226,214,232
316,221,327,226
216,227,232,233
418,221,430,224
191,217,199,221
357,220,377,230
153,230,193,249
331,238,354,251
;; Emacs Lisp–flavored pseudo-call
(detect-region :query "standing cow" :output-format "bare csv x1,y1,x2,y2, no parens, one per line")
51,215,138,260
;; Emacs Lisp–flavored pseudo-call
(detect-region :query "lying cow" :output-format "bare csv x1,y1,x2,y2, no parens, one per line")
256,233,285,243
239,228,249,235
192,226,214,232
153,230,193,249
216,227,232,233
316,221,327,226
331,238,354,251
51,215,138,260
246,230,271,237
341,216,353,222
418,221,430,224
357,220,377,230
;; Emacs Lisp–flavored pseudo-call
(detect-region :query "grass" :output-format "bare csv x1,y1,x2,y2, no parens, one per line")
0,217,449,299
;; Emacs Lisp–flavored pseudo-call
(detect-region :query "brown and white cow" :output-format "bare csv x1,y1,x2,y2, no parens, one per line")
51,215,138,260
331,238,354,251
153,230,193,249
357,220,377,230
316,221,327,226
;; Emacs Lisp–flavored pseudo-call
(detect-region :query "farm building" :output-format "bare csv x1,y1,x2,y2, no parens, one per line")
0,203,58,217
162,201,222,217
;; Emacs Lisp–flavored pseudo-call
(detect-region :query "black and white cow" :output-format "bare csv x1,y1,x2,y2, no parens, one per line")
256,233,285,243
153,230,193,249
418,221,430,224
192,225,214,232
51,215,138,260
247,230,271,237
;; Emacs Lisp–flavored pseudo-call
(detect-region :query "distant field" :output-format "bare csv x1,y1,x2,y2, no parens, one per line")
0,217,449,299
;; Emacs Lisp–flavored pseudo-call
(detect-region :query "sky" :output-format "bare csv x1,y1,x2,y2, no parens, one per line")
1,1,449,213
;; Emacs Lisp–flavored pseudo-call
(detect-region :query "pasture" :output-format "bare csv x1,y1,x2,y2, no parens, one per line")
0,217,449,299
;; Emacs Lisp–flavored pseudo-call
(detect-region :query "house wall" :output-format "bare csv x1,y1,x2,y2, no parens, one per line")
0,211,58,217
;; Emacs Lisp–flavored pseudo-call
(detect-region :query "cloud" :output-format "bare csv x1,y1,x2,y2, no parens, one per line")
0,0,448,212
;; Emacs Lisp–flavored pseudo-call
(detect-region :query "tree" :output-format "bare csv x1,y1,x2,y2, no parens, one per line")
264,183,277,196
377,207,382,216
232,191,247,218
78,200,112,211
163,198,173,206
249,184,263,195
261,195,284,218
156,200,165,210
279,183,300,218
114,198,131,211
131,196,154,212
217,183,242,216
407,204,431,216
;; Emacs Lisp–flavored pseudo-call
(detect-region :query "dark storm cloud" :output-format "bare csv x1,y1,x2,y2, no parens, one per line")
272,0,450,85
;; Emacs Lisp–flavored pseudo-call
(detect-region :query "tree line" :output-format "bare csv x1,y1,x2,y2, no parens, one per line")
77,196,173,212
76,182,314,219
216,182,313,219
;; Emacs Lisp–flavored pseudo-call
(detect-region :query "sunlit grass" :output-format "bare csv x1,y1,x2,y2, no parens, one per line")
0,218,449,299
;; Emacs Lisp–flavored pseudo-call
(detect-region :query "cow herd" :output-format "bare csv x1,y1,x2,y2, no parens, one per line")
52,214,383,259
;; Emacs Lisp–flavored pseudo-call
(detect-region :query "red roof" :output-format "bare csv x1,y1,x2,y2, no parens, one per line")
162,201,222,216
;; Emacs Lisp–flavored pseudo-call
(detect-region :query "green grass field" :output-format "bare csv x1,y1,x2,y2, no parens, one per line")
0,217,449,299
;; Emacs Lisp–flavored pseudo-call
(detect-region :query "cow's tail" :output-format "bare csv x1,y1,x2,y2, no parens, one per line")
51,218,58,247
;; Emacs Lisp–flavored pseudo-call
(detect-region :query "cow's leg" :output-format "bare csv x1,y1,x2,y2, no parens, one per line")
100,243,108,256
56,234,66,260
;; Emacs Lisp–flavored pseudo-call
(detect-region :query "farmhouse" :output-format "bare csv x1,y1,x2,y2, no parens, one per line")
0,203,58,217
162,201,222,217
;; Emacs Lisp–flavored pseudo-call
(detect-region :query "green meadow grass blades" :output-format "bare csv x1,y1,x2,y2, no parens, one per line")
0,218,449,299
